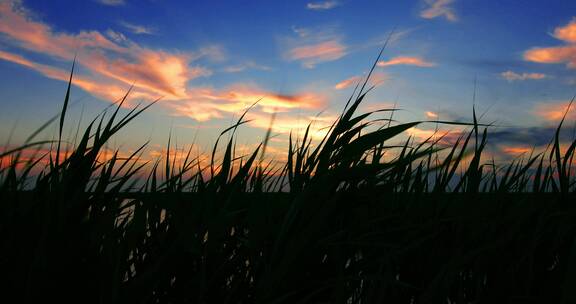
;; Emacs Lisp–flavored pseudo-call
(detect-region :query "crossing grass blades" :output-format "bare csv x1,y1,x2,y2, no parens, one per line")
2,49,576,303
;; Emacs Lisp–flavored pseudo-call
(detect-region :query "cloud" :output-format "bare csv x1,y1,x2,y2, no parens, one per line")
377,56,435,67
291,26,310,38
0,1,329,127
0,50,151,102
420,0,457,22
306,1,339,11
106,29,127,43
500,146,532,155
489,125,574,147
282,25,347,68
553,18,576,43
334,75,362,90
334,72,388,90
119,21,155,35
406,127,463,145
500,70,547,82
533,101,576,122
245,112,335,141
425,111,439,118
287,40,347,68
167,84,326,121
96,0,125,6
210,87,324,112
223,61,271,73
0,0,221,102
524,19,576,69
524,46,576,68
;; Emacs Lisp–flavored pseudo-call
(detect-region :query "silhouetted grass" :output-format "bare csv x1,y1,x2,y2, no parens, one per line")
1,51,576,303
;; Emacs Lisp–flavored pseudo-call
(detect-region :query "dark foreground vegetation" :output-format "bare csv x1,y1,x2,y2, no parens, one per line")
2,54,576,303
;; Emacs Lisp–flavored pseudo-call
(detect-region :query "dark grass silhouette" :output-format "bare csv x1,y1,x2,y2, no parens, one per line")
2,50,576,303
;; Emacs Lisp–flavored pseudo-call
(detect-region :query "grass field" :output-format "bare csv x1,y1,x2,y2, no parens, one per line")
2,55,576,303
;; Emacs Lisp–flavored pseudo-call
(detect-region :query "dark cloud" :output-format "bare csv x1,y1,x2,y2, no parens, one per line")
487,125,576,147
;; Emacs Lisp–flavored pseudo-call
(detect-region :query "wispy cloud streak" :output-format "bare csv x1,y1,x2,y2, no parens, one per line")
334,72,388,90
96,0,125,6
377,56,435,67
223,61,271,73
500,71,547,82
168,85,326,121
0,0,220,101
420,0,457,22
306,1,339,11
287,40,347,68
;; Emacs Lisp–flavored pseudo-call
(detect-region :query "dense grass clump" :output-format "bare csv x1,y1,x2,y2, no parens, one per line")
2,54,576,303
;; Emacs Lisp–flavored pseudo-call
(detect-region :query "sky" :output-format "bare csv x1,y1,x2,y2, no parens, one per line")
1,0,576,163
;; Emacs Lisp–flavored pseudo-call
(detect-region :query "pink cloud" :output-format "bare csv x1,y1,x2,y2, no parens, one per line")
524,19,576,69
0,0,216,101
0,1,331,129
533,101,576,121
524,45,576,68
377,56,436,67
0,50,152,102
287,40,347,68
334,75,362,90
334,72,388,90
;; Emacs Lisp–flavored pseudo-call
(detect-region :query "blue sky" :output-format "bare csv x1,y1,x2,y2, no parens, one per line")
1,0,575,161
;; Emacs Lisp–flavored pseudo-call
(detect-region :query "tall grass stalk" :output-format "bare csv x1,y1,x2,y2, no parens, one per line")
1,56,576,303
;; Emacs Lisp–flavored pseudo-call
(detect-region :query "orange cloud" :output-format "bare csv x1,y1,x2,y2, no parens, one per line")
533,101,576,121
1,144,156,180
369,72,389,86
1,1,338,125
501,70,547,82
501,146,532,155
0,50,152,102
524,46,576,68
420,0,457,22
0,0,216,101
211,88,324,112
246,112,335,141
167,85,326,121
553,18,576,43
334,72,388,90
377,56,436,68
406,127,463,145
524,19,576,69
407,127,436,140
334,76,362,90
425,111,439,119
287,40,347,68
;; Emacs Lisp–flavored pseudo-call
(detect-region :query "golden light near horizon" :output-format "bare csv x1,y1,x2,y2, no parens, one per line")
0,0,575,164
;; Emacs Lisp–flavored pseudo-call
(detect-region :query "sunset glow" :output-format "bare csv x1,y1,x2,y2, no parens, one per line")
0,0,575,163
